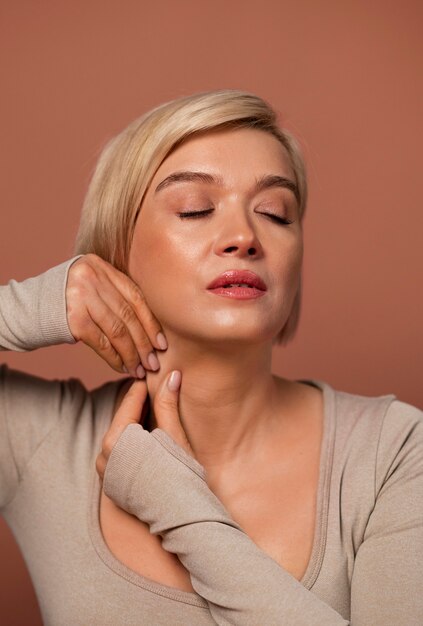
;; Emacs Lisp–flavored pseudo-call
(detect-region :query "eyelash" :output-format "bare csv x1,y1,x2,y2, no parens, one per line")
176,208,293,225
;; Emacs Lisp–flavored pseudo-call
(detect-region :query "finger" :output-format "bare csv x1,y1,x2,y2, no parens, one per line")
103,380,148,453
67,256,164,374
85,296,146,377
99,263,168,352
90,273,161,373
110,379,148,431
95,451,106,481
76,314,126,374
154,371,193,454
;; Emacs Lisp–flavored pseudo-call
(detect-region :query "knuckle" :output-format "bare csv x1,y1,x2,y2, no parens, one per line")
101,432,113,453
131,283,146,304
110,319,127,340
140,307,157,328
120,302,137,325
84,252,103,266
156,396,175,411
70,259,97,283
98,332,111,352
81,252,107,267
95,455,103,475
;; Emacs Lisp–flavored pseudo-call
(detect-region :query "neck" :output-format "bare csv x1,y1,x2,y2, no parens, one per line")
144,331,284,473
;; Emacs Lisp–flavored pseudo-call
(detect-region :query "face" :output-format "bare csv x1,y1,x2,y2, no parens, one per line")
128,127,303,346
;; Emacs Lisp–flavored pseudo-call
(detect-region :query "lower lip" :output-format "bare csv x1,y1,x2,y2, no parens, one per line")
207,287,266,299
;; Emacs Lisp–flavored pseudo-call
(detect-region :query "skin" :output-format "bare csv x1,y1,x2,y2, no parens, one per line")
66,253,167,377
99,127,324,589
127,127,312,478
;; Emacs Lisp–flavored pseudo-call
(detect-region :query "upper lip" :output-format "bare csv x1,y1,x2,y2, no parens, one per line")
207,270,267,290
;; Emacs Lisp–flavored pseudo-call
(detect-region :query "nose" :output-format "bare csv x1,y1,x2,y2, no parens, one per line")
214,208,263,259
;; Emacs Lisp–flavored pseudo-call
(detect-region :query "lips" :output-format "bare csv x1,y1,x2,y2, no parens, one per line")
207,270,267,291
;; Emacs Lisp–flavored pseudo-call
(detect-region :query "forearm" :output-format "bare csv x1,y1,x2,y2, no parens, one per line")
103,424,349,625
0,255,83,351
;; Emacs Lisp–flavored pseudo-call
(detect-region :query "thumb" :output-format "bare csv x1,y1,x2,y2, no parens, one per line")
106,379,148,447
154,370,194,456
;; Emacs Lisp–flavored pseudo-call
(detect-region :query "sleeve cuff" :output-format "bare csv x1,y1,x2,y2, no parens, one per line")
102,423,239,536
150,428,207,480
39,254,85,345
103,423,207,509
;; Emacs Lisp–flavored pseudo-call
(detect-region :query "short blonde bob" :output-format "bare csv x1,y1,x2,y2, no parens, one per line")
73,89,308,345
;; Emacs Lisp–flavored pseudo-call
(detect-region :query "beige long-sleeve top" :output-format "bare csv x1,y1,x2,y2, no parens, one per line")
0,258,422,625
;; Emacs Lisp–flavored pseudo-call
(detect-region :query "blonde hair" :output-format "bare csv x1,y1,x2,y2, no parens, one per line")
73,89,308,345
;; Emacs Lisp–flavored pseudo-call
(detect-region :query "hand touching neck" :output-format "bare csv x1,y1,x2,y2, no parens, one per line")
144,330,282,473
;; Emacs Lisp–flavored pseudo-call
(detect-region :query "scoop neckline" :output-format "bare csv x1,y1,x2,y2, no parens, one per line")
88,377,335,605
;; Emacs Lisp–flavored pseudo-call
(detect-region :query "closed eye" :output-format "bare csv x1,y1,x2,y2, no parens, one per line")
261,213,294,225
176,208,294,225
177,209,214,218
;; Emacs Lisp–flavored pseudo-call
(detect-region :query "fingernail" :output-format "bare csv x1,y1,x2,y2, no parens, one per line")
168,370,181,391
148,351,160,371
136,364,146,378
156,332,168,350
122,365,128,373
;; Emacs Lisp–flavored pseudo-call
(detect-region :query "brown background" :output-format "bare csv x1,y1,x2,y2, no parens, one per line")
0,1,422,623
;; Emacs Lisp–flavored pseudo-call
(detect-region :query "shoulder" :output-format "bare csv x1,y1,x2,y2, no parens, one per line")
381,397,423,429
0,362,128,402
325,382,423,484
0,362,106,407
0,363,128,437
0,362,87,418
374,399,423,486
0,363,129,471
330,382,422,438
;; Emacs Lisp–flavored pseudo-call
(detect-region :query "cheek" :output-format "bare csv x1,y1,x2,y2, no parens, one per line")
275,235,303,285
128,225,162,291
289,243,304,283
128,225,201,297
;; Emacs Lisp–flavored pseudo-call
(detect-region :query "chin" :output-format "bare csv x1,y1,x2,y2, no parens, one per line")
172,320,282,346
154,301,289,346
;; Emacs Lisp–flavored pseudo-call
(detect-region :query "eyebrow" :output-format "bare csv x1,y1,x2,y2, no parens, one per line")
154,170,299,203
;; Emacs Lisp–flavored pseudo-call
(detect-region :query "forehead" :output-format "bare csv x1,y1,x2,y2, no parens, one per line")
151,127,295,189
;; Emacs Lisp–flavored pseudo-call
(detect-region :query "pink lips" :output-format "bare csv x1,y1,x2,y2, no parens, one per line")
207,270,267,300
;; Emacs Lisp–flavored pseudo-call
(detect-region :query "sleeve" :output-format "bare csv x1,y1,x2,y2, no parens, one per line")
0,254,86,510
350,400,423,626
103,424,349,626
0,364,89,511
0,255,84,351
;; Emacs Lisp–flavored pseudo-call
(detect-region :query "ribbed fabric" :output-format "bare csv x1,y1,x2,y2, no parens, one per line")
103,424,348,624
0,255,83,350
0,258,422,625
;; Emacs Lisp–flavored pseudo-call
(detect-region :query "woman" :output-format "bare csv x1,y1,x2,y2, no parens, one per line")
1,90,422,625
